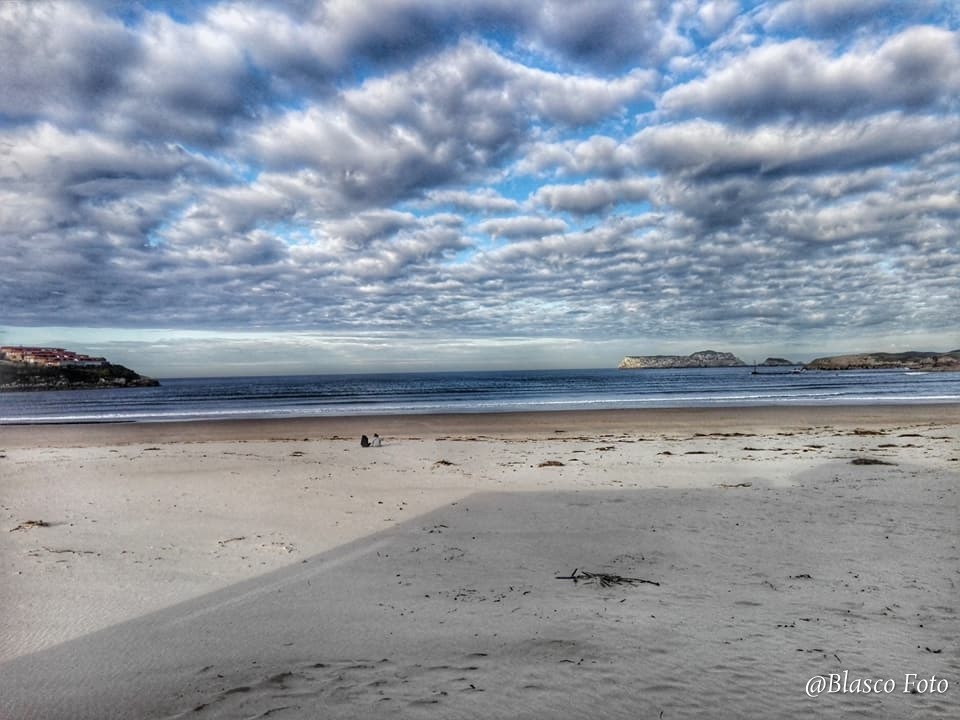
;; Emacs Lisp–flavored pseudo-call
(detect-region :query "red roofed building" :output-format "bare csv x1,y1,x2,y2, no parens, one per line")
0,346,107,368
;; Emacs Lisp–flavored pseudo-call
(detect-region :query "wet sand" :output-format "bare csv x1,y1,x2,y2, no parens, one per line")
1,405,958,718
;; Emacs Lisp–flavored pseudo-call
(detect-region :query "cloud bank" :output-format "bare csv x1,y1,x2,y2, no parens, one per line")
2,0,957,371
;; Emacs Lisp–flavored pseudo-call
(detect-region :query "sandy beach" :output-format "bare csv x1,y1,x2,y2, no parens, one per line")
1,405,958,719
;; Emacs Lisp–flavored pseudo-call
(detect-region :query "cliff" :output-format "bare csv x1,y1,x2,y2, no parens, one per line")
0,360,160,392
804,350,960,372
618,350,747,369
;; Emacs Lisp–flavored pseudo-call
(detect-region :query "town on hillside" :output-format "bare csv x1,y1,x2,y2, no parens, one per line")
0,346,108,368
0,345,158,391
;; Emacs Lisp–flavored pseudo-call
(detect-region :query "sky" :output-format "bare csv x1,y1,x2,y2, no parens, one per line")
1,0,958,377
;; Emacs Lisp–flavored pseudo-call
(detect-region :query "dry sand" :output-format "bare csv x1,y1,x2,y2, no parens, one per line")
1,406,958,718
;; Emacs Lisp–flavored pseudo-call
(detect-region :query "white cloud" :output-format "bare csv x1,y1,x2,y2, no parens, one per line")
246,41,650,209
0,2,134,123
417,188,521,212
634,114,960,177
697,0,740,37
762,0,902,34
662,26,960,121
531,178,654,214
518,135,641,176
476,215,568,238
530,0,693,68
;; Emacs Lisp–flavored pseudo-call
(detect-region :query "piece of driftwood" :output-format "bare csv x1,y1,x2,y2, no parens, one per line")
555,568,660,587
9,520,50,532
717,481,752,488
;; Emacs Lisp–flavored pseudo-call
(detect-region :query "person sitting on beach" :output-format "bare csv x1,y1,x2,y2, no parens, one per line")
371,433,382,447
360,434,370,448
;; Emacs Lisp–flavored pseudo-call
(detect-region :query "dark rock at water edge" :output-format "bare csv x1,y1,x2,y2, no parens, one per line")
0,361,160,392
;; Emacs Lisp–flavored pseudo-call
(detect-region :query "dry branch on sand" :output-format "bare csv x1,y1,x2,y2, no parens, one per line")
555,569,660,587
9,520,50,532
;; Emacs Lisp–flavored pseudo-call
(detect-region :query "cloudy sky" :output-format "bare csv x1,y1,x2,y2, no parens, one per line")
2,0,958,376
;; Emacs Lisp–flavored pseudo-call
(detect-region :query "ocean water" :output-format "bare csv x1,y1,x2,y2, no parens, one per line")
2,367,959,425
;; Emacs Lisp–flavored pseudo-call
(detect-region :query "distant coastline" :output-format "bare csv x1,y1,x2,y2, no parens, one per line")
618,349,960,372
804,350,960,372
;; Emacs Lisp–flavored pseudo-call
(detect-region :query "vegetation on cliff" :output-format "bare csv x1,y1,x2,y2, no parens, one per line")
0,361,159,391
804,350,960,372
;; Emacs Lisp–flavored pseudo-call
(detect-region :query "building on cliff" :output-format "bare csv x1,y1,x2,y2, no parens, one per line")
0,346,107,368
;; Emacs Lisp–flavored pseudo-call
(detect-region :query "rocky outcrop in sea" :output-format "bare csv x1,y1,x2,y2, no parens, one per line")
618,350,747,369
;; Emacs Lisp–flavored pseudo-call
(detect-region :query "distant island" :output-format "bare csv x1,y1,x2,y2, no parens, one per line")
618,350,746,369
758,357,797,367
805,350,960,372
0,346,159,391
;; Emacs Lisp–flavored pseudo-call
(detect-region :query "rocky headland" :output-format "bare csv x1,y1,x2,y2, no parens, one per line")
0,360,159,392
804,350,960,372
618,350,747,369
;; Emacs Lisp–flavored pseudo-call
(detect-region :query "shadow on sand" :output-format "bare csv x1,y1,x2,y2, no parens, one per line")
3,477,957,719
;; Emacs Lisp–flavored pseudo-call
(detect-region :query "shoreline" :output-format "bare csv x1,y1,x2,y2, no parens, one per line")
2,402,958,448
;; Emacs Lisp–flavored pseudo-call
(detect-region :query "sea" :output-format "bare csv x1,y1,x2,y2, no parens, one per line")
1,367,959,425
